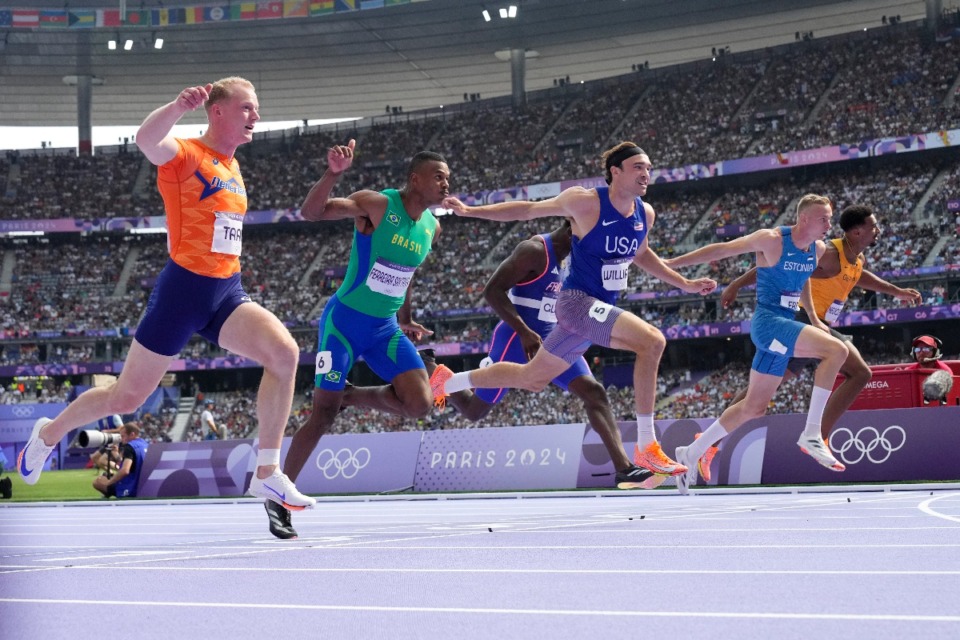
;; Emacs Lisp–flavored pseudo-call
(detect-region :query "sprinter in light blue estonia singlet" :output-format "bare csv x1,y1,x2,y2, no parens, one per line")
755,226,818,319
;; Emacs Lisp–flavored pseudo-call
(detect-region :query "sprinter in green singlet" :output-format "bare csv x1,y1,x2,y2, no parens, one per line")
262,140,449,539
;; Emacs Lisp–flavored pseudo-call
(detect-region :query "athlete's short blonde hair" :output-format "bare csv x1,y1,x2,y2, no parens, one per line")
795,193,831,218
205,77,255,110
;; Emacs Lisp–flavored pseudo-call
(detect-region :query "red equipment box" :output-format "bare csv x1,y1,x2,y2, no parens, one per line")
839,361,960,410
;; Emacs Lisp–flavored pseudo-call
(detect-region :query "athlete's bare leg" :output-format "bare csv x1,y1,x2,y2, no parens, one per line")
218,302,300,480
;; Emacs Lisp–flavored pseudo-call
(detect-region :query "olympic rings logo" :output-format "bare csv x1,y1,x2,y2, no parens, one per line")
315,447,371,480
12,406,35,418
829,425,906,465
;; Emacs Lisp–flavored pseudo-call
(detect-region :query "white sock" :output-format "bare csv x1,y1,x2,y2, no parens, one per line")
687,421,727,461
636,413,656,447
445,371,474,394
257,448,281,468
802,386,831,439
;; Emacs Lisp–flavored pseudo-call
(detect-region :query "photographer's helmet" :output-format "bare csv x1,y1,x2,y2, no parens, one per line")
911,335,943,364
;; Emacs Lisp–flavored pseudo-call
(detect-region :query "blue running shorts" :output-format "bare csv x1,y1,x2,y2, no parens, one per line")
314,296,424,391
750,306,805,376
135,259,251,357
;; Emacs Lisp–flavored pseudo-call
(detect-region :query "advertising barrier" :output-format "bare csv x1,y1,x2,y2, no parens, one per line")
413,424,584,492
133,407,960,498
137,431,423,498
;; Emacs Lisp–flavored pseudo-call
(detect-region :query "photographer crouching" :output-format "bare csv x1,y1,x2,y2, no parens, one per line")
88,423,149,499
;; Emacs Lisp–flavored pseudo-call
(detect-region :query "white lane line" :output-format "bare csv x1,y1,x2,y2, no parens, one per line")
35,551,186,562
56,566,960,576
918,493,960,524
2,597,958,622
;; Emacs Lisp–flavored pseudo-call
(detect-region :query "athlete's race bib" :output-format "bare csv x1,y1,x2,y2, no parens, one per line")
211,211,243,256
538,295,558,323
824,299,845,323
366,259,415,298
601,258,631,291
779,290,801,311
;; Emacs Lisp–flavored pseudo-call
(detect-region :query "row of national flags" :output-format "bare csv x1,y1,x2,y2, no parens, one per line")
0,1,423,29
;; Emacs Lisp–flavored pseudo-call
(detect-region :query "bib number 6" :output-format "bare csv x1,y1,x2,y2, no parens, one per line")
315,351,333,375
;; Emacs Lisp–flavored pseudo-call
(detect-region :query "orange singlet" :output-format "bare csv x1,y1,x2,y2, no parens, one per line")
157,138,247,278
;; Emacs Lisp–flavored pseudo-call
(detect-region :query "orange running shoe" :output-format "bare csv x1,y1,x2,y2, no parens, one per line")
633,441,688,476
694,433,720,483
430,364,454,408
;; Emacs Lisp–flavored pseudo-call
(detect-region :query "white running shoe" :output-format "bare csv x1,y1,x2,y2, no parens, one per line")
17,418,54,486
248,469,316,511
797,435,846,472
674,445,698,496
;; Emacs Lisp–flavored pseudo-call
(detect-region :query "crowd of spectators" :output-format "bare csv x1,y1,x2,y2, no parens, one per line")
2,154,954,345
2,25,957,222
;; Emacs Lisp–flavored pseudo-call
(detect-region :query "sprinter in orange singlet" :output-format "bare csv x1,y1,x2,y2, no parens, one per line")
17,78,315,513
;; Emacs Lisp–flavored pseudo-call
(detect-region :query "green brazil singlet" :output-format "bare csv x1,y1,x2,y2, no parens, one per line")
334,188,438,318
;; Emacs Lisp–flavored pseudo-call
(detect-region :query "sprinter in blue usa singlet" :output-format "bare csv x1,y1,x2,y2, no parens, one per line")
433,142,718,481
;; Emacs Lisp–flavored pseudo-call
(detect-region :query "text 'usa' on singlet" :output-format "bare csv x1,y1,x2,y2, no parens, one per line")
563,186,648,305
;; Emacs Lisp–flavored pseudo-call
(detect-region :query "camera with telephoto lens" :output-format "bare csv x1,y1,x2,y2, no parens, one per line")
77,430,122,450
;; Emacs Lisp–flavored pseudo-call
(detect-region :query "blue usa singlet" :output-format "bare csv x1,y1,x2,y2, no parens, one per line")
563,186,648,304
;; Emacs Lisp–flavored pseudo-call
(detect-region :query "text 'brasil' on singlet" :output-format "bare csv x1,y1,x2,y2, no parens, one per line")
756,226,818,317
508,234,563,336
335,189,438,318
157,138,247,279
805,237,863,323
563,186,648,305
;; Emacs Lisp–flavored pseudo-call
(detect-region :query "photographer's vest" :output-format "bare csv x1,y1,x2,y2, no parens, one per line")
115,438,148,498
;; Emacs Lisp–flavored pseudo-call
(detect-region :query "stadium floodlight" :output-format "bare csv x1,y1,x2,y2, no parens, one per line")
124,39,134,51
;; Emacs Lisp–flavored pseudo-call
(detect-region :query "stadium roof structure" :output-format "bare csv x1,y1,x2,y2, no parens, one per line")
0,0,926,128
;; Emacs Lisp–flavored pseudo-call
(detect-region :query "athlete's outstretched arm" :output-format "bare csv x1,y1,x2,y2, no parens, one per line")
483,239,548,362
136,84,212,166
398,280,433,342
442,187,589,222
720,267,758,308
634,247,717,295
666,228,780,269
799,279,829,333
857,270,922,304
